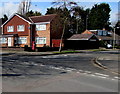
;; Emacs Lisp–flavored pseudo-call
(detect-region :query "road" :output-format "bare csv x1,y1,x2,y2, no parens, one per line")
1,51,119,92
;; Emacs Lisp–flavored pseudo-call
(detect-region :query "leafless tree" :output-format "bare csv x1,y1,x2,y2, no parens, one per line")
52,0,77,52
18,0,31,15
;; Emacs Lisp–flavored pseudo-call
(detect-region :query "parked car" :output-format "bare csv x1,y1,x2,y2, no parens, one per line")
107,44,112,49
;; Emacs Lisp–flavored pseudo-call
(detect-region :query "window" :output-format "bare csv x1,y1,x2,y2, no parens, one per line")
17,25,25,31
36,37,46,44
7,26,14,32
0,37,7,44
103,31,107,36
98,30,102,36
36,25,46,31
18,37,27,44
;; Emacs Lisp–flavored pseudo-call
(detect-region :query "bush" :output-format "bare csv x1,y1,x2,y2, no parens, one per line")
99,40,106,47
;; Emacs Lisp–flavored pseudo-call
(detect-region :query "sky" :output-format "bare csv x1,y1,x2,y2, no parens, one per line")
0,0,119,25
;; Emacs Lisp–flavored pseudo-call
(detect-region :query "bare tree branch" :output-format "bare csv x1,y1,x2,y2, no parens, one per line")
18,0,31,15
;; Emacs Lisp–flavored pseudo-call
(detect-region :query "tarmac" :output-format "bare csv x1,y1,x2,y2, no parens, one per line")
1,49,119,75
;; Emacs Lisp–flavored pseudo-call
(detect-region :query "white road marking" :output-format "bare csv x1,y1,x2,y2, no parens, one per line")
9,60,15,61
76,72,80,73
95,73,109,77
97,76,107,79
83,73,87,75
33,64,38,66
114,76,119,79
65,68,76,72
85,71,91,74
66,70,72,72
111,79,116,81
40,64,45,66
79,70,83,72
91,74,96,76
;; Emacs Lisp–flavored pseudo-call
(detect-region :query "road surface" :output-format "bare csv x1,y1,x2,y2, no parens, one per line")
1,51,119,92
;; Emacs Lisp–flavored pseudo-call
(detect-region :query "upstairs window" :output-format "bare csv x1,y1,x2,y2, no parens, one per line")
36,24,46,31
17,25,25,31
7,26,14,32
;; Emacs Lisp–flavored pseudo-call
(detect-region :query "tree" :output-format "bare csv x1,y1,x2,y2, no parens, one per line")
26,10,42,17
88,3,111,30
18,0,31,16
70,6,87,34
46,7,61,15
52,0,77,9
51,0,77,52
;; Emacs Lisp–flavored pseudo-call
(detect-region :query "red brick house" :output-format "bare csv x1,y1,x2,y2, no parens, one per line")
1,13,62,49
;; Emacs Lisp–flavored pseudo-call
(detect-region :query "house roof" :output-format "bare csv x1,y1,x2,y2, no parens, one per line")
97,33,120,41
1,13,32,27
1,13,57,27
82,30,93,34
29,14,57,23
16,13,32,23
67,34,98,40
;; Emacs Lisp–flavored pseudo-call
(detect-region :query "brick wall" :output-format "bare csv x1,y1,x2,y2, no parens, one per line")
3,15,30,36
36,24,51,47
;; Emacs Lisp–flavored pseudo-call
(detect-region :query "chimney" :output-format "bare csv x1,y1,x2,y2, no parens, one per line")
103,28,105,30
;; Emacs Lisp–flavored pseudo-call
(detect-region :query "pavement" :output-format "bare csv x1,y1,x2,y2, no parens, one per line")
96,54,119,75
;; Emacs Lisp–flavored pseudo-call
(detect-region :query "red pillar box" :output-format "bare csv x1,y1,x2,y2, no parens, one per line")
32,41,36,51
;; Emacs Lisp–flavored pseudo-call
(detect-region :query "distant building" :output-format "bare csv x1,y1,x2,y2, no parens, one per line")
65,30,99,49
65,29,120,49
89,29,120,46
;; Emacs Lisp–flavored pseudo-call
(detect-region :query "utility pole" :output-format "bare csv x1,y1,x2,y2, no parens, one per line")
113,26,120,49
76,16,80,34
76,18,78,34
86,15,88,30
113,27,115,49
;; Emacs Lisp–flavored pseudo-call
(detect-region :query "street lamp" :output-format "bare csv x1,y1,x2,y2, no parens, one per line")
113,27,115,49
113,26,119,49
76,16,81,34
86,14,88,30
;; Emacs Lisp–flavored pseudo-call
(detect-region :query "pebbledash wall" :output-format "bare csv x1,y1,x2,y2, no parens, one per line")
1,13,63,48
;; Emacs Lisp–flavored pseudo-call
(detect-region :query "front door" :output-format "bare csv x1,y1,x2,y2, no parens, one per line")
8,37,12,47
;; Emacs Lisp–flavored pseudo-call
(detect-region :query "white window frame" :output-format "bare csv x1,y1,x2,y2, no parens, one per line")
36,24,46,31
18,37,27,44
7,26,14,32
17,25,25,31
0,37,7,44
36,37,46,44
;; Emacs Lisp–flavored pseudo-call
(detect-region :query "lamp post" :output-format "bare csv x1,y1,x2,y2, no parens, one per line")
86,14,88,30
76,16,81,34
113,26,119,49
113,27,115,49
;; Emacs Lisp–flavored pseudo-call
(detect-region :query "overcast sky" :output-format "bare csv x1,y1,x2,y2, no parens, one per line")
0,0,119,25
